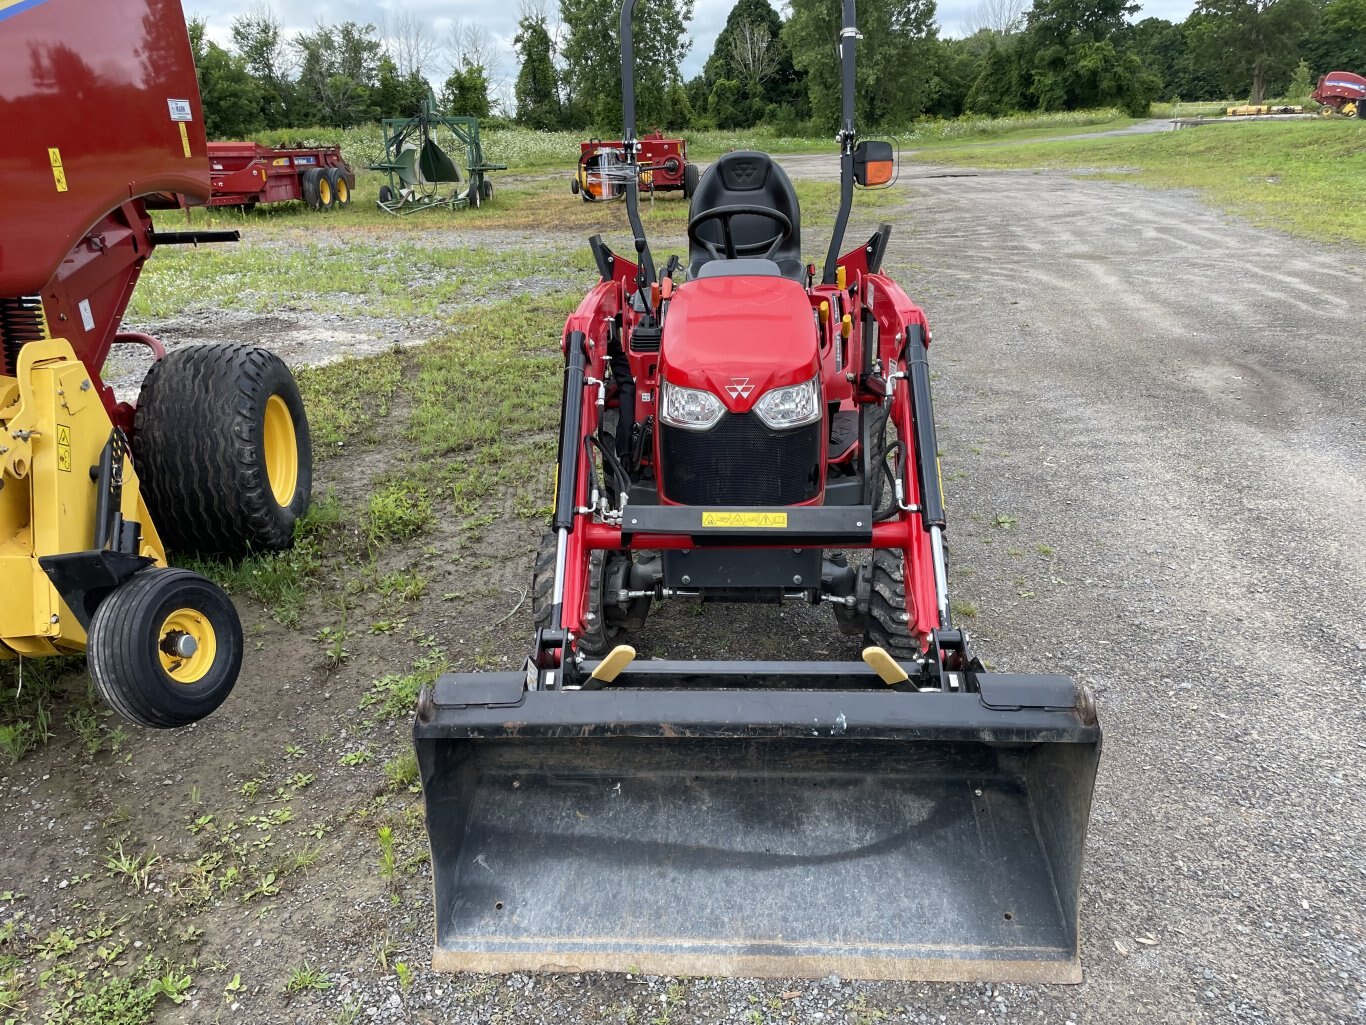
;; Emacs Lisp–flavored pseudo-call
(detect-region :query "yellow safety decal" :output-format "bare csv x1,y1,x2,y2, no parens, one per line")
48,148,67,192
701,511,788,528
178,122,191,158
56,425,71,472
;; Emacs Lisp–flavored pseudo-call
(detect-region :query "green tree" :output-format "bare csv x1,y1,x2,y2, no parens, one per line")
187,17,264,138
1189,0,1317,103
444,63,492,118
1301,0,1366,90
559,0,695,129
785,0,941,129
374,55,429,118
293,22,383,126
513,12,563,128
964,40,1028,113
229,5,293,128
1019,0,1160,113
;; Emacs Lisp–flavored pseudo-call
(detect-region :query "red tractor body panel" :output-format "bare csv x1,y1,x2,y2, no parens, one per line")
1312,71,1366,110
207,142,356,208
658,275,818,413
0,0,208,296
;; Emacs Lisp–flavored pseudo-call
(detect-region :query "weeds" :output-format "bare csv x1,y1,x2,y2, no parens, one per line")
103,842,160,891
283,963,333,993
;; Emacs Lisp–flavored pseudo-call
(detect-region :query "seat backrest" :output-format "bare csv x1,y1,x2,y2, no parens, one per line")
688,151,802,280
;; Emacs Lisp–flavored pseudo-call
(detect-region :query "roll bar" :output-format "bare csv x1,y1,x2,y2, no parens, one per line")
618,0,861,288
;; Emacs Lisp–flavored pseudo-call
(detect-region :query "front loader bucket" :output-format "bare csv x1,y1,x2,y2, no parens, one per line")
414,667,1101,983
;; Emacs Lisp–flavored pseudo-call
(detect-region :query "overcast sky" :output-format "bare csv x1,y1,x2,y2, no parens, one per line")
197,0,1198,96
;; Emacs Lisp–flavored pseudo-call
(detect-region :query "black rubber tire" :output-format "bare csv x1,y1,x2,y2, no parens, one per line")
863,549,920,659
531,530,616,657
301,167,326,210
133,344,312,555
480,179,494,202
683,161,699,200
327,167,351,207
570,176,580,195
88,568,243,729
378,184,395,205
469,182,481,209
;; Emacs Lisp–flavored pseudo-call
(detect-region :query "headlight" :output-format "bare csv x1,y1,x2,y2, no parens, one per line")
659,381,725,430
754,377,822,430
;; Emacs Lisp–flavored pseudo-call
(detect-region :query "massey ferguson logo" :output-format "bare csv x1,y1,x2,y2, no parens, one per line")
725,377,754,399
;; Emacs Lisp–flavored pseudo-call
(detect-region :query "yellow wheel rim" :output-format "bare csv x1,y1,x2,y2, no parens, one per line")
319,177,332,206
158,608,217,684
263,394,299,506
336,178,350,204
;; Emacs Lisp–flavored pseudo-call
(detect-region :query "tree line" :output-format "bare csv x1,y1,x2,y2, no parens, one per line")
192,0,1366,139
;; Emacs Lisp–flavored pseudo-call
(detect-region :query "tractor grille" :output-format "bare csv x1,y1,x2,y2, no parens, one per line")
660,413,822,506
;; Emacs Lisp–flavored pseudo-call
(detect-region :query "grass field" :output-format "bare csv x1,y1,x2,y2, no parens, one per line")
916,119,1366,245
246,108,1135,172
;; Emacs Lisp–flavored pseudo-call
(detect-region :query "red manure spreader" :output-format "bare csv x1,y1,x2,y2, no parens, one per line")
207,142,357,212
416,0,1102,985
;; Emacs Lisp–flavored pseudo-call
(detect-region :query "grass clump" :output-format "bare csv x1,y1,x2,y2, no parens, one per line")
365,480,432,546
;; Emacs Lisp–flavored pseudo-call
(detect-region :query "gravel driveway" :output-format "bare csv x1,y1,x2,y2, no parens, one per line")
837,159,1366,1023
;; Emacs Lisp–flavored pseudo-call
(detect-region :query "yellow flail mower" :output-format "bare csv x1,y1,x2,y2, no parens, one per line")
1,0,311,728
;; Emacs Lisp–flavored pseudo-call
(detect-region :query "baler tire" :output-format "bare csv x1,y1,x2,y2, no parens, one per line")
301,168,326,210
683,161,699,200
88,568,243,729
133,344,312,555
327,168,351,207
531,530,617,657
864,549,920,659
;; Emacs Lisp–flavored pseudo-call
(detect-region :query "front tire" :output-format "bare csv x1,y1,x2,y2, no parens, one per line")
683,161,699,200
89,569,243,728
134,344,312,555
531,530,618,657
863,549,920,659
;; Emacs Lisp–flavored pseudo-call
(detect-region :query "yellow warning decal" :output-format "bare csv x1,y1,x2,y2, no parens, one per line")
48,148,67,192
178,122,191,158
56,425,72,472
701,511,788,528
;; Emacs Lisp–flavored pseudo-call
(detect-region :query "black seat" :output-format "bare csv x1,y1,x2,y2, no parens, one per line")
687,151,802,281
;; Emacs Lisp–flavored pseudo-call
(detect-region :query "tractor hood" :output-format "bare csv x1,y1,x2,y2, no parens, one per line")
659,274,819,413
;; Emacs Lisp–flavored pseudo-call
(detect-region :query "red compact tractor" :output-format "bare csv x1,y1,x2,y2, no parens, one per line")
1,0,312,727
1312,71,1366,116
572,129,697,202
416,0,1101,985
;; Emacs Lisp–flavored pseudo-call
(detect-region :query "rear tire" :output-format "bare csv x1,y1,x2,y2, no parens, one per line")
133,344,312,555
531,530,617,657
480,179,494,202
88,569,243,728
683,161,699,200
301,168,327,210
863,549,920,659
378,184,395,205
327,167,351,207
